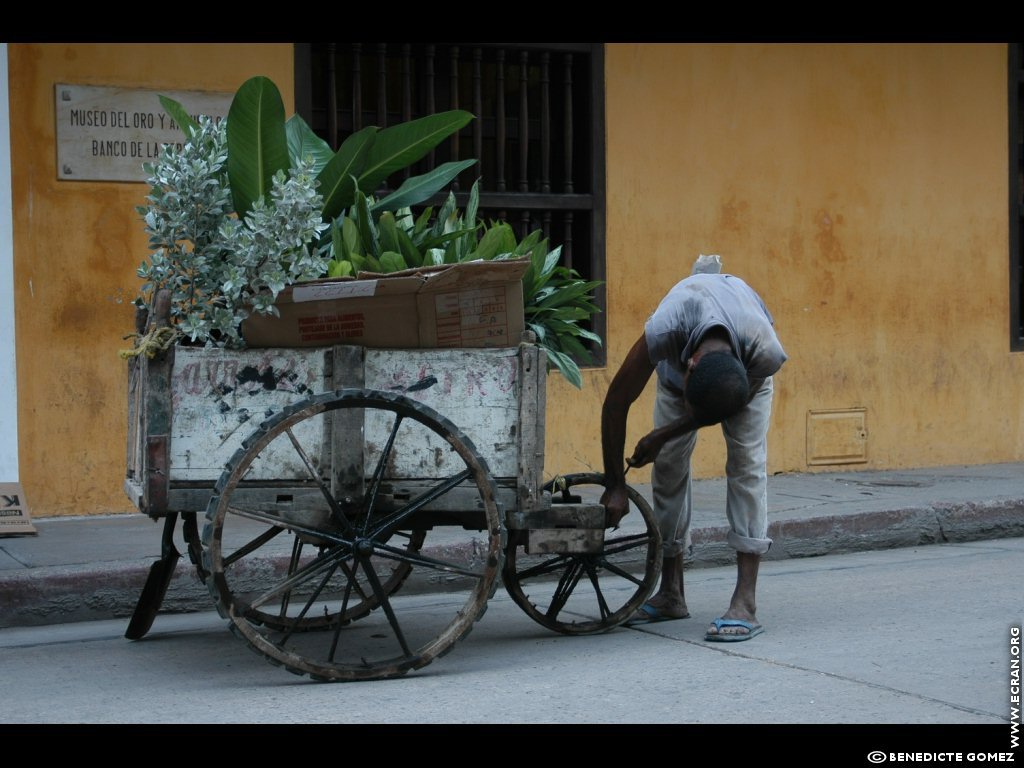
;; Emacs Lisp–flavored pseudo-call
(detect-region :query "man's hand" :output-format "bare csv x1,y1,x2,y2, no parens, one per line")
600,483,630,529
627,429,670,469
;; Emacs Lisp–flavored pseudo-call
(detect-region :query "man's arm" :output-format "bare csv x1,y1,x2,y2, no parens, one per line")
601,334,656,487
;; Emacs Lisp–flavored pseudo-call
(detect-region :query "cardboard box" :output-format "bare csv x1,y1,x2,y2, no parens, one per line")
0,482,37,536
241,259,529,349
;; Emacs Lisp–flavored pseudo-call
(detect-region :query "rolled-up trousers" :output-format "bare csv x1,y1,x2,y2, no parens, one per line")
651,376,774,558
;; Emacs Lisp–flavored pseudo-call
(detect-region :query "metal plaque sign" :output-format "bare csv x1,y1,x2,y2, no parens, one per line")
55,83,232,182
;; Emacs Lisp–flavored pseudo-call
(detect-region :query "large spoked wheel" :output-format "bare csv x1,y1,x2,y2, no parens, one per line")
202,388,503,682
503,472,662,635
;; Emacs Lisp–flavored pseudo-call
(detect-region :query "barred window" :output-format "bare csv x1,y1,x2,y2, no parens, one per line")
294,42,606,365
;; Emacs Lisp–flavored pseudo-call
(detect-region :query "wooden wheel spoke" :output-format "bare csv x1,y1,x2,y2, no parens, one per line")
546,559,585,618
361,413,405,535
247,544,352,612
375,539,485,579
366,468,473,541
583,562,613,620
514,552,573,581
283,426,356,536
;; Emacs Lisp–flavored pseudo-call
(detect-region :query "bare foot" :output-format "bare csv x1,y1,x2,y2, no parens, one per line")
642,593,689,620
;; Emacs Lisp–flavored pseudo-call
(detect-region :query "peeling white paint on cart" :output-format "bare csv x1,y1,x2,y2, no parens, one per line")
364,349,521,479
169,347,331,482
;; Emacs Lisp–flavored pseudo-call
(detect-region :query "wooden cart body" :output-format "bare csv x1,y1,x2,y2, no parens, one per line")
125,343,548,524
122,338,661,681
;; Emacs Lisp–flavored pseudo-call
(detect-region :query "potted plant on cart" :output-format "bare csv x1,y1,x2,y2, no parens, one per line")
126,75,602,388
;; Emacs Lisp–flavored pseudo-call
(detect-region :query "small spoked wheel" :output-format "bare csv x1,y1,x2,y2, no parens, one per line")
202,388,503,682
503,472,662,635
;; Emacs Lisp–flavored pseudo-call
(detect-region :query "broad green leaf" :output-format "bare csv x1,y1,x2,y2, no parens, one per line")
227,76,290,218
539,246,562,279
528,246,563,297
465,179,480,231
159,95,200,138
544,348,583,389
363,253,383,273
378,211,401,255
555,333,594,362
317,129,377,222
349,251,368,273
330,219,344,261
341,216,360,255
379,251,408,273
327,260,354,278
535,280,601,310
355,193,379,256
575,327,604,345
472,223,516,261
443,238,459,264
285,114,334,176
413,207,434,236
394,206,415,233
417,226,478,253
358,110,474,193
370,160,477,213
431,192,458,238
396,226,424,268
514,229,543,257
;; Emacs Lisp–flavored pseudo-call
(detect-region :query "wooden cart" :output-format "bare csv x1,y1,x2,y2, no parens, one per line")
123,304,662,682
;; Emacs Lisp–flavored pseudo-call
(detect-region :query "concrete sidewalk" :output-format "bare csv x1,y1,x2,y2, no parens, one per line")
1,462,1022,629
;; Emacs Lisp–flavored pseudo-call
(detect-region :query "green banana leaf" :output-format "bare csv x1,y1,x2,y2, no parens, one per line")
285,114,335,176
158,95,200,138
357,110,474,193
370,160,477,213
317,129,378,223
227,76,290,219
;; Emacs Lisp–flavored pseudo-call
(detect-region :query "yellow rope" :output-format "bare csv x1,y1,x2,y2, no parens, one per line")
118,325,181,360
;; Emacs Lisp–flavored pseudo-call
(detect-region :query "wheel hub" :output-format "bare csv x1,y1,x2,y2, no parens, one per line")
354,537,375,556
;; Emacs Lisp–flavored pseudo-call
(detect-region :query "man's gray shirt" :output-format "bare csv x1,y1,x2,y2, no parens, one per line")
644,273,787,397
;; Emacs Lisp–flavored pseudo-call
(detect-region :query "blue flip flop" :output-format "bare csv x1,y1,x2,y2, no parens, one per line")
704,617,764,642
624,603,690,626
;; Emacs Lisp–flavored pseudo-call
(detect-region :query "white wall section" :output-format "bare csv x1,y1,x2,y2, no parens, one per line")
0,43,19,482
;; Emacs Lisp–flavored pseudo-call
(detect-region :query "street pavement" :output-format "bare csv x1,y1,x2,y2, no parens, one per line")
0,538,1020,739
1,461,1021,629
0,462,1022,741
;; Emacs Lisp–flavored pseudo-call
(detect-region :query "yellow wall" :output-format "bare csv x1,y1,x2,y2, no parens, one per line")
9,44,294,516
544,43,1023,482
10,43,1022,517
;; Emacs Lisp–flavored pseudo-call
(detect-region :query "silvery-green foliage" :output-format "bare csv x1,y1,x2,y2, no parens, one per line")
135,117,328,347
